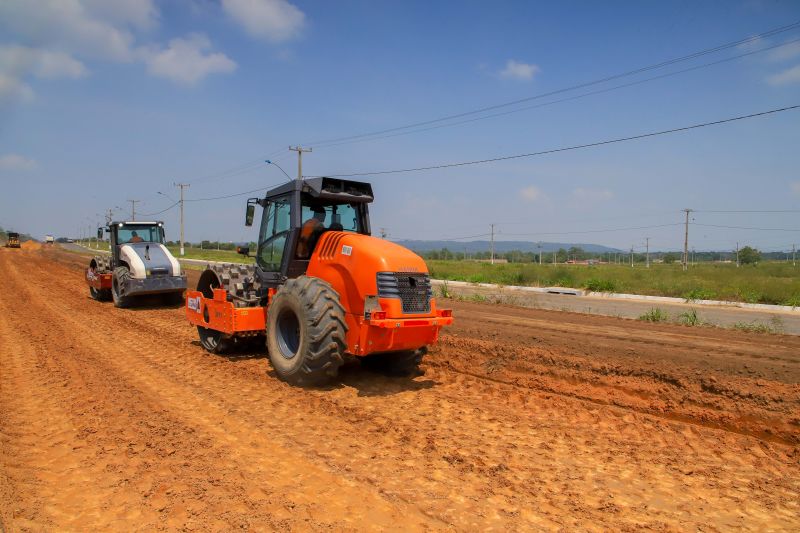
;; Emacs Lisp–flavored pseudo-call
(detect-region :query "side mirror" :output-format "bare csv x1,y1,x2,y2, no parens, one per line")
245,204,255,227
237,246,250,256
97,228,103,239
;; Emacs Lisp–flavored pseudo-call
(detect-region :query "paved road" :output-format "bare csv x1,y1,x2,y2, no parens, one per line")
437,281,800,334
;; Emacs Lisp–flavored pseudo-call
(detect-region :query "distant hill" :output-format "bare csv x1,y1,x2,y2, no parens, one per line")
393,240,622,254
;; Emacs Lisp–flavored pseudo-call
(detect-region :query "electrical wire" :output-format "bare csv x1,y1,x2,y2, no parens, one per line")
312,37,800,150
499,223,685,236
184,183,283,203
304,21,800,147
169,22,800,186
138,201,180,217
310,104,799,178
694,209,800,213
693,223,800,232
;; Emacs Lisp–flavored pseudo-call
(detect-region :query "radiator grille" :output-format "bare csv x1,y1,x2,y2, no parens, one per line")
376,272,431,314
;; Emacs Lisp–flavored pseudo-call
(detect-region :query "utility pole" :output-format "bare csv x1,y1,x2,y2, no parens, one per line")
289,146,312,181
538,242,543,265
793,244,796,267
630,246,634,267
645,237,650,268
682,208,693,271
490,223,495,265
127,199,139,221
736,242,740,267
175,182,190,256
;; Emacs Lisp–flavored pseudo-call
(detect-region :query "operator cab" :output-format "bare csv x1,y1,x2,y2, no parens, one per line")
244,178,373,285
99,221,166,261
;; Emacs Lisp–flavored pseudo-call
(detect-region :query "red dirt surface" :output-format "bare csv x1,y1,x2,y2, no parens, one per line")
1,247,799,531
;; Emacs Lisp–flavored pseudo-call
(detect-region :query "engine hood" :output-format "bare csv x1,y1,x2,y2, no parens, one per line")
119,242,181,279
310,232,428,275
306,232,432,317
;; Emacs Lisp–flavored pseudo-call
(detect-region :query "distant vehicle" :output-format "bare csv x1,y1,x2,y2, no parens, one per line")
86,220,187,307
5,232,21,248
66,239,74,243
45,235,55,244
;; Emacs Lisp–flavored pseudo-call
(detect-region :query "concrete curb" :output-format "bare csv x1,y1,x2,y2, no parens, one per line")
431,279,800,314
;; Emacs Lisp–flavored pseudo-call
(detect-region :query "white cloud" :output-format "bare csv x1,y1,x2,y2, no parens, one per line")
768,41,800,63
499,60,540,81
573,187,614,201
736,35,764,52
222,0,306,42
0,154,38,171
0,45,87,103
0,73,35,103
767,64,800,86
0,0,140,62
80,0,159,30
144,34,237,85
791,182,800,195
0,45,87,79
520,185,543,202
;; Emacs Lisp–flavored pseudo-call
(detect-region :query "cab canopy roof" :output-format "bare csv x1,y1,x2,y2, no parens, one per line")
108,221,163,226
264,177,374,204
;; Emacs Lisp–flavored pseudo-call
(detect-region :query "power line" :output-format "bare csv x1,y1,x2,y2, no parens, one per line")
693,223,800,232
304,21,800,147
500,223,684,236
694,209,800,213
311,37,800,150
163,22,800,186
139,201,180,217
311,104,799,178
184,184,282,203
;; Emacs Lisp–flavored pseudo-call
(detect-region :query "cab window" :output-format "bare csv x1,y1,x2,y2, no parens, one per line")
258,197,291,272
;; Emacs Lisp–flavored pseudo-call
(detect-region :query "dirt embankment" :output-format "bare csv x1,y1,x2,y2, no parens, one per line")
1,248,799,531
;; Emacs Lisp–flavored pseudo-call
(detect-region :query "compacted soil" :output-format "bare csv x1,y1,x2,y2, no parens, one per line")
1,246,798,531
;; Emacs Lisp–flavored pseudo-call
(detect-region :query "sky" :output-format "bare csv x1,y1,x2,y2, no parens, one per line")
1,0,799,253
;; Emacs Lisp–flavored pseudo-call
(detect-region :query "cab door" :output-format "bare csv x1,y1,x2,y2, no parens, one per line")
256,196,292,285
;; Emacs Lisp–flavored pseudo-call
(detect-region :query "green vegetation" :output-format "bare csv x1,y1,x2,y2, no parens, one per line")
584,278,617,292
425,260,800,306
731,322,776,334
638,308,669,322
164,246,254,264
678,308,703,326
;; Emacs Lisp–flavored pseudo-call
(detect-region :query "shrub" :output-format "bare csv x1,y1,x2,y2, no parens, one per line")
678,308,702,326
683,288,716,302
584,278,617,292
437,280,451,299
783,294,800,308
732,322,774,334
639,308,668,322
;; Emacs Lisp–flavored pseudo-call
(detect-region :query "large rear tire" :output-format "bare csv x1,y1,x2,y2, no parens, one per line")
267,276,347,386
112,266,132,308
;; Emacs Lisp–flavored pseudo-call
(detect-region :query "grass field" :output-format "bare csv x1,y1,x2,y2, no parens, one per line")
164,246,254,264
426,260,800,306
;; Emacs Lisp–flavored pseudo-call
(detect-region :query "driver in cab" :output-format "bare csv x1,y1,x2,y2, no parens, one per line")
296,207,326,259
130,231,144,243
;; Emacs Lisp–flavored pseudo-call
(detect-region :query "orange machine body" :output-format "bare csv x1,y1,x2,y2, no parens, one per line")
185,231,452,356
307,232,452,355
86,269,112,290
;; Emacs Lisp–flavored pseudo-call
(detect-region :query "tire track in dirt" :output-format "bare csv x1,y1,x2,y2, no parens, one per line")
0,252,438,531
6,249,800,530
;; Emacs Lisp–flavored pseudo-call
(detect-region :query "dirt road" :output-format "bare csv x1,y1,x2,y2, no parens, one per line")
2,247,799,531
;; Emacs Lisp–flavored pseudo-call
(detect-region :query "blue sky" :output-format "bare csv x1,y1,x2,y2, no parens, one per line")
1,0,799,252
